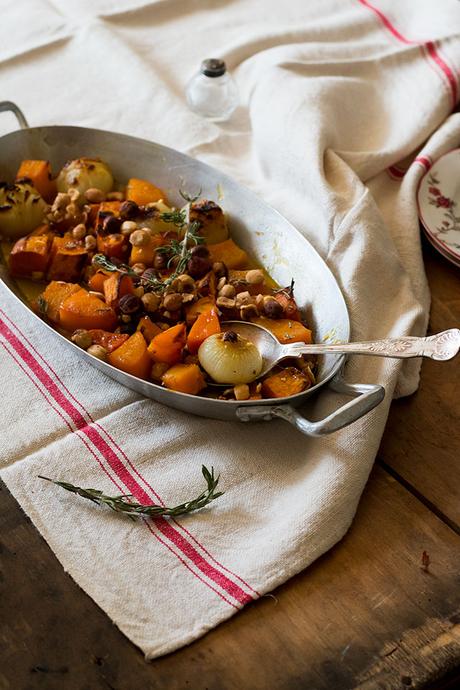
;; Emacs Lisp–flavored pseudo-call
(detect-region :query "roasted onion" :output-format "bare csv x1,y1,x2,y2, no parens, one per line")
198,331,263,384
0,181,48,239
56,158,114,197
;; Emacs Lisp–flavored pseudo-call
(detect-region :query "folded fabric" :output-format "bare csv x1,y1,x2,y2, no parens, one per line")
1,0,459,659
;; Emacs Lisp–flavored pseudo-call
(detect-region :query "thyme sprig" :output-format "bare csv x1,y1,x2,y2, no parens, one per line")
38,465,223,519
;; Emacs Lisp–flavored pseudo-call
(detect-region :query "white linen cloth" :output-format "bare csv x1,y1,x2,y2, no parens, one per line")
1,0,460,659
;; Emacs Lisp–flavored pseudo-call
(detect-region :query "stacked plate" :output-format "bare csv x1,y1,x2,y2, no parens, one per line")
417,149,460,268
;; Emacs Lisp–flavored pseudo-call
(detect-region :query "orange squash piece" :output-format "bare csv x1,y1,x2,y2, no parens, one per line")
97,233,128,260
129,233,165,267
38,280,81,323
47,235,88,282
126,178,167,206
88,329,129,353
136,315,162,343
252,316,312,344
161,364,206,395
88,270,110,293
107,331,151,379
208,239,249,270
59,289,117,332
187,308,220,354
102,272,134,307
148,323,186,364
16,160,56,202
95,201,122,227
261,367,310,399
9,225,53,278
185,296,215,326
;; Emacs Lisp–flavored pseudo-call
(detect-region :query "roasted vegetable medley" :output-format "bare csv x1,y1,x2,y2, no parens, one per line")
2,157,316,400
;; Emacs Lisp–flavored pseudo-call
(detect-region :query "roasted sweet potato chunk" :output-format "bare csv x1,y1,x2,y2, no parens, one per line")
87,329,129,353
261,367,310,398
59,289,117,332
38,280,81,323
47,235,88,282
107,331,151,379
9,225,53,278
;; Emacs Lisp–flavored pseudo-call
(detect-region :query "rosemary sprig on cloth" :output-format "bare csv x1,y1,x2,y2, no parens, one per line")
39,465,223,519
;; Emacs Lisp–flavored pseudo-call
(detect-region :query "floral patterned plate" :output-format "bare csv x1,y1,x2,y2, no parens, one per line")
418,149,460,266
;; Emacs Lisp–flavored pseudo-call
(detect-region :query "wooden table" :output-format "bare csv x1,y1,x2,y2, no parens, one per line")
1,241,459,690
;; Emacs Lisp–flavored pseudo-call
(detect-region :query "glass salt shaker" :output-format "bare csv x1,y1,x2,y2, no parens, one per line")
186,59,239,122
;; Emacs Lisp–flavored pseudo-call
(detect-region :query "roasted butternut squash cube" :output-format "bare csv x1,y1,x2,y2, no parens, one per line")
126,178,167,206
107,331,151,379
185,296,215,326
59,288,117,332
16,160,56,202
161,364,206,395
87,329,129,353
102,272,134,307
261,367,310,398
252,316,312,344
96,233,128,260
189,199,228,244
47,235,88,282
9,225,53,278
208,239,249,270
38,280,81,323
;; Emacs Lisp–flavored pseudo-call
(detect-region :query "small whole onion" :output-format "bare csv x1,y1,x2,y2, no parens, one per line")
198,331,263,384
0,181,47,239
56,158,114,197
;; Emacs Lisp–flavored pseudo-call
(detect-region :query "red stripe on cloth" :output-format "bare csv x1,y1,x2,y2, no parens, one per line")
357,0,458,106
0,314,255,606
414,155,432,171
1,308,258,599
425,41,458,107
387,165,405,179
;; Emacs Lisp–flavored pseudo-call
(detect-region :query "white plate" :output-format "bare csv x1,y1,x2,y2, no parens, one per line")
418,148,460,265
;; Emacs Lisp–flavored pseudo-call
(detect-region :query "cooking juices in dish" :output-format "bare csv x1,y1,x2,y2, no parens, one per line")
2,157,316,400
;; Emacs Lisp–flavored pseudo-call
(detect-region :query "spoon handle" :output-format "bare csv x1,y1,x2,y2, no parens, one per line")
281,328,460,361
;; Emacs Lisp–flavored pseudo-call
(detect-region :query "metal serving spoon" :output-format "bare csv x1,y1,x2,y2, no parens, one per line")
220,321,460,381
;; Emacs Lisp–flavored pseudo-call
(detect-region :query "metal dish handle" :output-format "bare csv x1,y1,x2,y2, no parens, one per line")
236,373,385,436
0,101,29,130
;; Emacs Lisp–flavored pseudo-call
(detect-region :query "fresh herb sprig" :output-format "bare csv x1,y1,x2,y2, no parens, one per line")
39,465,223,520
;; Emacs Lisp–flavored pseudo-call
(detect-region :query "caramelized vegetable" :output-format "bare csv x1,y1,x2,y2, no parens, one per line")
59,289,117,332
274,288,301,321
107,331,151,379
102,272,134,307
129,233,165,266
97,233,128,260
88,270,110,293
9,225,53,278
161,364,206,395
185,296,215,326
47,235,88,282
38,281,81,323
136,315,162,343
252,316,312,344
261,367,310,398
16,160,56,203
208,238,249,269
87,329,129,353
186,308,220,354
126,178,167,206
148,323,186,364
189,199,228,244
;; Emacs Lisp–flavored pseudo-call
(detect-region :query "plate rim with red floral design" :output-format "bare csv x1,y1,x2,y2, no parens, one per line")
417,148,460,264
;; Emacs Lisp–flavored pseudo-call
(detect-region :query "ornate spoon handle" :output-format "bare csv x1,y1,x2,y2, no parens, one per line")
282,328,460,361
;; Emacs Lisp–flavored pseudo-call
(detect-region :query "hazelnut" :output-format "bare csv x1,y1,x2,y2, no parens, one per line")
55,192,70,208
216,296,236,309
88,291,105,301
133,286,145,298
141,292,161,312
72,223,86,240
181,293,195,304
66,202,79,218
212,261,227,278
85,187,105,203
129,229,150,246
71,329,93,349
121,220,138,236
263,295,283,319
102,215,122,234
163,293,183,311
255,294,265,311
190,244,209,258
68,188,81,203
120,200,139,219
84,235,97,250
240,303,258,320
175,274,195,293
153,252,167,270
219,284,235,299
87,344,107,360
216,276,227,291
120,314,131,323
245,269,264,285
131,262,146,275
187,255,211,279
234,384,250,401
119,294,141,314
235,291,252,307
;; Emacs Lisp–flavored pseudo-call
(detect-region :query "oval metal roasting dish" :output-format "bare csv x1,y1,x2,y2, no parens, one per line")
0,101,385,436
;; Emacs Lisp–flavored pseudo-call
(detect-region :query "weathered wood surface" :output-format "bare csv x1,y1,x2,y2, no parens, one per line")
1,466,459,690
379,243,460,531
